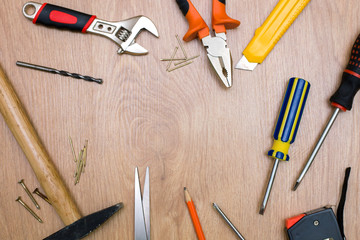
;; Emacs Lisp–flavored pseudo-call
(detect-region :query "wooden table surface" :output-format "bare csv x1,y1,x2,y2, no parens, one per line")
1,0,359,239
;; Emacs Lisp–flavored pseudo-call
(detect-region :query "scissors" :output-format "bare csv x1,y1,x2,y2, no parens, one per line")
134,167,150,240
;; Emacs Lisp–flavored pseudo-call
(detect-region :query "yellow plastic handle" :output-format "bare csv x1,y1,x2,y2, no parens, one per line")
243,0,311,63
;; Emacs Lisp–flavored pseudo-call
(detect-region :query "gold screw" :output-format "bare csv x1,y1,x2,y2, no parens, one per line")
16,197,43,223
33,188,51,205
18,179,40,209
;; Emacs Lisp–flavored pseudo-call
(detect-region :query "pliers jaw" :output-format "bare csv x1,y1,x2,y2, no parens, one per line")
202,35,232,88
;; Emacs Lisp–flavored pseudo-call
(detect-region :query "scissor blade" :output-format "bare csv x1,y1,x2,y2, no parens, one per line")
143,167,150,240
135,167,148,240
44,203,123,240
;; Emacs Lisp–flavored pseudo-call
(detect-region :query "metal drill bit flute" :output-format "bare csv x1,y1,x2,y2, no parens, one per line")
16,61,103,84
213,203,245,240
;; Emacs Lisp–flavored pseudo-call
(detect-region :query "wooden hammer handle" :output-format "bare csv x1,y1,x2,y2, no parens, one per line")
0,64,81,225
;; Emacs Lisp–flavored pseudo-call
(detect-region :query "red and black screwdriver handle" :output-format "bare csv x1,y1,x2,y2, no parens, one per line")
330,34,360,111
28,2,96,33
175,0,240,42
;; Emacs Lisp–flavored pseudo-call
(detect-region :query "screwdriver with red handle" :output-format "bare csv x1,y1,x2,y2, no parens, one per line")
293,34,360,191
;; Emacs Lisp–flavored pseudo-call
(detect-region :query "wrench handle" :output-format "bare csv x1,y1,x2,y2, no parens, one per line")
0,64,81,226
24,2,96,33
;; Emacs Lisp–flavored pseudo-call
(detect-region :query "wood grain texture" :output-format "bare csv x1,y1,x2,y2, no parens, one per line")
0,65,81,225
0,0,359,239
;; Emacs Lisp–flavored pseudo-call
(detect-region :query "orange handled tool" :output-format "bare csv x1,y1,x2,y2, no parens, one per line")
175,0,240,88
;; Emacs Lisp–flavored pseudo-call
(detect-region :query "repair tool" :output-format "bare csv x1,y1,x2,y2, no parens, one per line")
135,167,150,240
287,168,351,240
212,203,245,240
260,78,310,215
235,0,311,71
293,34,360,191
33,188,51,205
16,196,43,223
0,64,122,239
184,187,206,240
16,61,103,84
18,179,40,209
22,2,159,55
176,0,240,87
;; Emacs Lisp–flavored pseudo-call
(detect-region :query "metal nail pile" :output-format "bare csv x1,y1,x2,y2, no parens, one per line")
69,137,88,185
16,179,50,223
161,34,199,72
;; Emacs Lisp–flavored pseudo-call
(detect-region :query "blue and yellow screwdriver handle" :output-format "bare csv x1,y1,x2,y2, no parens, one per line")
268,78,310,161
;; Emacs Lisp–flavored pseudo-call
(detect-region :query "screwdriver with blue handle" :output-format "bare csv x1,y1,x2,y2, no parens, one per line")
293,34,360,191
260,78,310,215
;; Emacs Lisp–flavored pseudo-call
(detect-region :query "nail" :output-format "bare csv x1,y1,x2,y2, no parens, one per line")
176,34,187,59
166,47,179,71
174,55,200,66
160,58,187,61
168,61,194,72
69,136,77,163
18,179,40,209
16,197,43,223
33,188,51,205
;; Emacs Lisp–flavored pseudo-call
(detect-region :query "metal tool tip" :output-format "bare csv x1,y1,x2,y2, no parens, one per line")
184,187,187,191
259,207,265,215
292,181,300,191
235,55,258,71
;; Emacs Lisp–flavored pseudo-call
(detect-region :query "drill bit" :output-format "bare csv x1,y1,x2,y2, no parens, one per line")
16,61,103,84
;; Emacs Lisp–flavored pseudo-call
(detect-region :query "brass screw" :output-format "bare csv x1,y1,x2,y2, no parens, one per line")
18,179,40,209
16,197,43,223
33,188,51,205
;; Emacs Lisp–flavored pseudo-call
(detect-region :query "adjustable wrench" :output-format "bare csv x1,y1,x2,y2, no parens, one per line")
22,2,159,55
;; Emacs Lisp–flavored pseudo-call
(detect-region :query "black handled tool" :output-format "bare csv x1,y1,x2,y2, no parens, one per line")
287,168,351,240
293,34,360,190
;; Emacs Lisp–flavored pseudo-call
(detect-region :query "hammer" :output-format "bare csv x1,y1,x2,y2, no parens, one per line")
0,64,122,239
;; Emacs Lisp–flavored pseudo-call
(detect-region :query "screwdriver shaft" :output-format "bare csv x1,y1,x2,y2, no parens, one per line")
293,108,340,191
260,159,280,215
16,61,103,84
213,203,245,240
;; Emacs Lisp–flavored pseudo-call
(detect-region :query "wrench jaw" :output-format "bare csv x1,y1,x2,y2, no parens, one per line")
86,16,159,55
117,16,159,55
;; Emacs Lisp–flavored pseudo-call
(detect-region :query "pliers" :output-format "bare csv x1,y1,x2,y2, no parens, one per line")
175,0,240,88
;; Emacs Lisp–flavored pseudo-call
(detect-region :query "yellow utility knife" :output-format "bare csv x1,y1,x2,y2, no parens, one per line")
236,0,311,71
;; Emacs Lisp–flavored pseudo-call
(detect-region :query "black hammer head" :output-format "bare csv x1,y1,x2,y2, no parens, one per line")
44,203,123,240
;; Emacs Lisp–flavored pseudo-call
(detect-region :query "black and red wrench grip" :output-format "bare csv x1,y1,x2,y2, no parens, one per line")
28,2,96,33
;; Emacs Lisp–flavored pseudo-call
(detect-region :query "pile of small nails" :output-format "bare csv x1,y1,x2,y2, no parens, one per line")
161,34,199,72
69,137,88,185
16,179,50,223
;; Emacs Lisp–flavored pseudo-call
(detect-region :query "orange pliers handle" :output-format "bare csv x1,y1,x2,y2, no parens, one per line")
212,0,240,34
176,0,240,42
